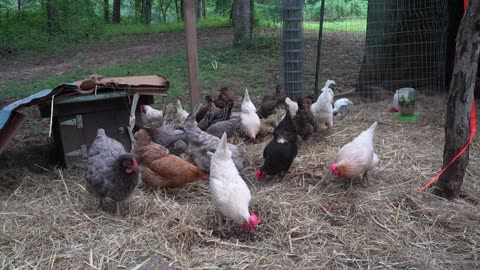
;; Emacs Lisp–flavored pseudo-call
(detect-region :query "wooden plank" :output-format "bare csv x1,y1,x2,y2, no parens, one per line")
0,111,27,155
183,0,200,108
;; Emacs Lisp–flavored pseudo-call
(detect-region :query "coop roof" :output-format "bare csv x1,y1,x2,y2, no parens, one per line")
0,75,170,154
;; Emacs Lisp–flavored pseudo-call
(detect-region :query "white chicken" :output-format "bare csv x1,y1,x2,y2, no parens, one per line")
330,121,379,184
209,133,260,231
391,90,399,113
285,97,298,117
141,105,163,127
240,89,261,142
333,98,353,120
176,100,189,123
310,80,335,129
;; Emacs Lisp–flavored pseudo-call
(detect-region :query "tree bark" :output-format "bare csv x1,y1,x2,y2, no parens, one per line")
112,0,121,24
46,0,58,34
232,0,252,46
433,1,480,199
17,0,22,11
104,0,110,23
141,0,152,24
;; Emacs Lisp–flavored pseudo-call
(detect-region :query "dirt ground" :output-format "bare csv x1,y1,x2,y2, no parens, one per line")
0,28,233,91
1,29,480,269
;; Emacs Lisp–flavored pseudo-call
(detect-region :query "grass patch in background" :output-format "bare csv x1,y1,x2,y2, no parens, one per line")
0,36,280,104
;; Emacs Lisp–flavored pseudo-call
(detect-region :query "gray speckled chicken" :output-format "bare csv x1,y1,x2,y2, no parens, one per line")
184,110,249,172
148,124,188,156
85,129,139,214
206,117,240,139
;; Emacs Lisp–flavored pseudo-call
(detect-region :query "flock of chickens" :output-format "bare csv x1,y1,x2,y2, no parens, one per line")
85,80,379,232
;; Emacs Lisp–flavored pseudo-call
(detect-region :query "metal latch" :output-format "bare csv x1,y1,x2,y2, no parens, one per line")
60,115,83,128
65,145,88,159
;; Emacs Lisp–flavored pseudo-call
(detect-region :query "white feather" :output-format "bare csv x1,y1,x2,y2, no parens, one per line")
333,98,353,113
240,89,261,139
310,80,335,128
176,100,189,123
336,121,378,177
209,133,251,225
285,97,298,116
143,105,163,123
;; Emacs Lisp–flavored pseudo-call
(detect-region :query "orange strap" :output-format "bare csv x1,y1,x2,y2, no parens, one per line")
419,99,476,192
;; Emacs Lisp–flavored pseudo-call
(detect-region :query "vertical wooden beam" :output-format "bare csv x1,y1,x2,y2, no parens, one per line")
184,0,200,108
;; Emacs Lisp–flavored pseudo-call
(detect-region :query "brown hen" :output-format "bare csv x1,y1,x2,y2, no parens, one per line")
134,129,207,188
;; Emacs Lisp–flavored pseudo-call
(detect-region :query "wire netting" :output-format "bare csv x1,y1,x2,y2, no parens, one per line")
312,0,449,99
282,0,305,101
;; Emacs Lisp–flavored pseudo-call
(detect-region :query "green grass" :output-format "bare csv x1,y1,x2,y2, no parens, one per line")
259,17,366,33
304,18,366,32
104,16,230,38
0,37,279,103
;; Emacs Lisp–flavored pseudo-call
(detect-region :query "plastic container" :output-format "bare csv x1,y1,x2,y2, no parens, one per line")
397,88,415,116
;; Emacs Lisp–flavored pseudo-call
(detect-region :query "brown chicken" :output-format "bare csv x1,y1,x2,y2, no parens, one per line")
134,129,207,188
293,98,319,141
195,95,213,122
213,86,234,108
256,85,287,119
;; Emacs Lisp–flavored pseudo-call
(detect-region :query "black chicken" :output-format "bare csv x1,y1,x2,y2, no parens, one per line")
85,129,139,214
256,110,298,179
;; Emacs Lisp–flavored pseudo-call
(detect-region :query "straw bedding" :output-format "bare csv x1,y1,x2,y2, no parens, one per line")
1,95,479,269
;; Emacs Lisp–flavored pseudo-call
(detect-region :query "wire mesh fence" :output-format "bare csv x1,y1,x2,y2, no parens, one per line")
312,0,449,99
282,0,305,101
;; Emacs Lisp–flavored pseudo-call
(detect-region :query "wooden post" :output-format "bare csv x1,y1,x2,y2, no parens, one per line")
184,0,200,108
434,0,480,199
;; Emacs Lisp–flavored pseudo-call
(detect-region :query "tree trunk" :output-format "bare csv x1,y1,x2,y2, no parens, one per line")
175,0,184,22
141,0,152,24
17,0,22,10
104,0,110,23
433,1,480,199
232,0,252,46
112,0,121,24
46,0,58,34
201,0,206,19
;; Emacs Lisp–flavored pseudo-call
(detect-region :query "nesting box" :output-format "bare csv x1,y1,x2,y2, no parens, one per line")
38,92,154,165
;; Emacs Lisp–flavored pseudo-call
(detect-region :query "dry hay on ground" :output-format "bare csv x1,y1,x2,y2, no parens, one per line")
1,95,480,269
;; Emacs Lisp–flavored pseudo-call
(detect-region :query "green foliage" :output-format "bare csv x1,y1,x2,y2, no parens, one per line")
0,0,103,51
304,0,368,21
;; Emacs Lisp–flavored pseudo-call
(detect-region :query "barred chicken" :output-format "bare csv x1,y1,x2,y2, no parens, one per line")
148,124,188,155
85,129,139,214
197,101,233,131
184,109,249,172
206,117,240,139
213,86,234,109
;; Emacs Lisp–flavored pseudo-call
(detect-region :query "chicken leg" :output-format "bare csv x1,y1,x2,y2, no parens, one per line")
362,171,369,183
116,202,121,216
